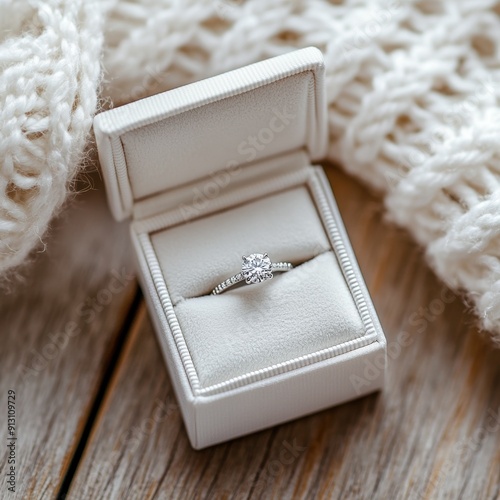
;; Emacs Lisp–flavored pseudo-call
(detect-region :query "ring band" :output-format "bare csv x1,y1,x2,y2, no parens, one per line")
211,253,293,295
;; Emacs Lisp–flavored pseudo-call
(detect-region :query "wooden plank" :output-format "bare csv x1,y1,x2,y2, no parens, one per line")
0,175,137,499
67,167,500,499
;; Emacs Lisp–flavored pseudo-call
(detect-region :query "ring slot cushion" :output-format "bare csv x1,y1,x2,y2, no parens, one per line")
94,47,387,449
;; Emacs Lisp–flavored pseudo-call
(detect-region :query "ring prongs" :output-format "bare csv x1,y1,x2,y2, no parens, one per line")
241,253,273,285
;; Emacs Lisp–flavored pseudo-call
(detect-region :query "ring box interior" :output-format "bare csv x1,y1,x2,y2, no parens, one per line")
94,47,387,449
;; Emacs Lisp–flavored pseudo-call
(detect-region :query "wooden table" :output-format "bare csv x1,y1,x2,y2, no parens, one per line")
1,165,499,500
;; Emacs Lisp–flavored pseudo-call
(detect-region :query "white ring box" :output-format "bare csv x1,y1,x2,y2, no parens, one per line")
94,47,387,449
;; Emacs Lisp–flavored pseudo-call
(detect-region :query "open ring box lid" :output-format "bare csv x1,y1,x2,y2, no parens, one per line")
94,47,387,449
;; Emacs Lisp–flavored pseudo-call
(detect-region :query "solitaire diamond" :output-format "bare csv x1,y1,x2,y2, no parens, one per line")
241,253,273,284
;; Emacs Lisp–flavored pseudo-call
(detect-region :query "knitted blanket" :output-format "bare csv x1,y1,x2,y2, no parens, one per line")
2,0,500,344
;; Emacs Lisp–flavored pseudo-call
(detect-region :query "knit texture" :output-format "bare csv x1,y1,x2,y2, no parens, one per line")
2,0,500,343
0,0,103,273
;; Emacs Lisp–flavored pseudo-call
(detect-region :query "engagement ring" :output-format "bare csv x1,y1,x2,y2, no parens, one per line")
211,253,293,295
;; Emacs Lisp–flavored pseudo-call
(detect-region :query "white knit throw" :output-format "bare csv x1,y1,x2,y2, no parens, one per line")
0,0,103,272
2,0,500,343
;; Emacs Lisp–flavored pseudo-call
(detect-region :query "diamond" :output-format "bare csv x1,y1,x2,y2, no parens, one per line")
241,253,273,285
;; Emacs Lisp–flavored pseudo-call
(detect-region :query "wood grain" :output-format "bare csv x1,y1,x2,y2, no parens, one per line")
0,176,138,499
66,167,500,500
